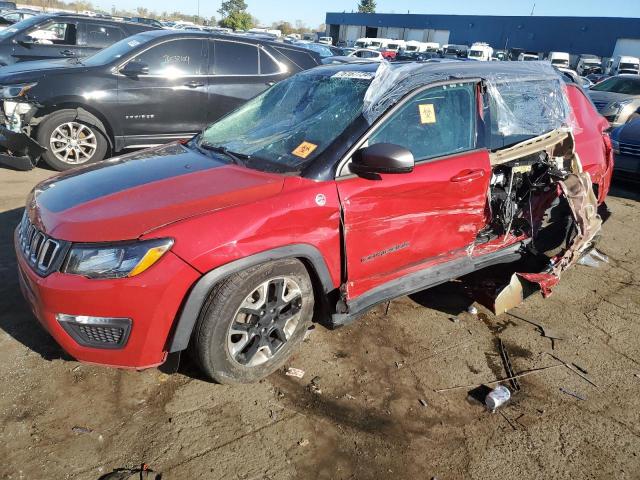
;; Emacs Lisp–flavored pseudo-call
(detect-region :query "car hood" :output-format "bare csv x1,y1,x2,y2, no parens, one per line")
612,118,640,144
588,90,636,104
28,143,286,242
0,58,91,83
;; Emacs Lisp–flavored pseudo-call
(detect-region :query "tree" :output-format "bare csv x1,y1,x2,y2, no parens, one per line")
219,11,253,31
357,0,376,13
218,0,248,17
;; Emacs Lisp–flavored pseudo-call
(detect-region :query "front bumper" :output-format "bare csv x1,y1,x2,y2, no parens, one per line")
0,125,45,170
15,229,201,369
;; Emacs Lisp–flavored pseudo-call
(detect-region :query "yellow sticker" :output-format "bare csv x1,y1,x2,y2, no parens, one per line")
292,141,318,159
418,104,436,124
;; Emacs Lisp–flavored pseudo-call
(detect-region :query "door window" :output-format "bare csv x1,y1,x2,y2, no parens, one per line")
28,21,77,45
214,40,259,75
81,23,125,48
259,49,280,75
367,83,477,161
129,39,206,76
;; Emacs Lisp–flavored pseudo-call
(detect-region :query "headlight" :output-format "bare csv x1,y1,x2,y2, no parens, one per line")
0,82,37,99
63,238,174,279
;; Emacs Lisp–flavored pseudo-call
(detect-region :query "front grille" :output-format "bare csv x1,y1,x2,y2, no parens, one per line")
619,142,640,157
593,101,609,112
78,325,126,345
58,317,132,349
17,212,63,275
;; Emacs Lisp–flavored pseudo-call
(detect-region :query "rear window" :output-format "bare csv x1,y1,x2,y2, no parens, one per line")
591,76,640,94
272,46,318,70
214,40,259,75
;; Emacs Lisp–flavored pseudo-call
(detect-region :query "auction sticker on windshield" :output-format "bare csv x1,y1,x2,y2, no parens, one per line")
331,71,376,80
418,104,436,124
292,141,318,159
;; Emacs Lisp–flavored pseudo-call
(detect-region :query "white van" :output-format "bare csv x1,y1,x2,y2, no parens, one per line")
518,52,540,61
548,51,570,68
607,55,640,75
367,38,393,51
576,55,602,75
318,36,332,45
404,41,440,53
468,43,494,61
354,38,373,49
385,40,406,53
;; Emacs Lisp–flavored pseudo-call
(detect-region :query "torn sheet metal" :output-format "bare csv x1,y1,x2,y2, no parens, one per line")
0,126,44,170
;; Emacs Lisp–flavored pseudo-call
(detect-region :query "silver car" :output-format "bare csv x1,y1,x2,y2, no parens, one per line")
588,75,640,128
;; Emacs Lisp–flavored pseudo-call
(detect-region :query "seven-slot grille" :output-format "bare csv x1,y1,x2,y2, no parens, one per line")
17,213,61,275
619,142,640,157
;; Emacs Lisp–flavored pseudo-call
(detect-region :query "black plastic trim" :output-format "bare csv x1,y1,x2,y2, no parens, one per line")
167,244,335,353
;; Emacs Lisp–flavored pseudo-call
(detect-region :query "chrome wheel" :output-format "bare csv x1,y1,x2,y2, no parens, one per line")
227,277,303,367
49,122,97,165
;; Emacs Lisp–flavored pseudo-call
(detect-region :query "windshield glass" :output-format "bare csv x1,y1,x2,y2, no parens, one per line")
620,62,639,70
199,70,373,171
405,45,418,52
551,59,567,65
0,14,42,40
591,76,640,94
83,33,148,66
370,41,381,48
469,50,483,57
298,43,333,57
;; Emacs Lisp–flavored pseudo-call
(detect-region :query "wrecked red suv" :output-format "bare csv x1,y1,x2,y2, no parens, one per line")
16,62,613,383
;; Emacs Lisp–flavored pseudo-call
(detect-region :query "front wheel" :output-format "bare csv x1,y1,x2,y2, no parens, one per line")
192,259,315,384
36,110,108,171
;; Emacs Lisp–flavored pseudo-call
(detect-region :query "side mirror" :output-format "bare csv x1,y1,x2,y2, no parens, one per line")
16,35,34,47
350,143,414,176
121,61,149,78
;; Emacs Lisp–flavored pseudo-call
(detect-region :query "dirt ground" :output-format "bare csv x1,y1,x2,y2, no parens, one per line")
1,167,639,480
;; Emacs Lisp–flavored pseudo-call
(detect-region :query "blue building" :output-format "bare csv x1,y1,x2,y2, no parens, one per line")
325,12,640,58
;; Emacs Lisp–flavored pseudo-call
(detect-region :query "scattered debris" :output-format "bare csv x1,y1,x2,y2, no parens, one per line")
384,301,391,316
498,410,518,430
98,463,161,480
571,363,589,375
304,325,316,341
578,248,609,268
467,305,478,315
544,352,599,388
157,373,170,383
498,339,521,392
436,363,564,392
559,387,586,401
485,385,511,411
308,376,322,395
71,365,81,372
285,367,305,379
449,316,460,323
508,312,564,349
298,439,310,447
71,426,93,434
419,399,428,407
635,373,640,380
394,360,404,369
344,393,355,400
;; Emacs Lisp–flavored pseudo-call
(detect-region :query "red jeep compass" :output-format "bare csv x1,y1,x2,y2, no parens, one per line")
15,62,613,383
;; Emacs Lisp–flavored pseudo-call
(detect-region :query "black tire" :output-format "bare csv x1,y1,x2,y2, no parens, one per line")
192,259,314,384
36,109,108,171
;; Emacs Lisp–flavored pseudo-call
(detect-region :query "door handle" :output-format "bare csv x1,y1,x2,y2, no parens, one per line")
59,49,75,57
450,169,485,182
183,81,205,88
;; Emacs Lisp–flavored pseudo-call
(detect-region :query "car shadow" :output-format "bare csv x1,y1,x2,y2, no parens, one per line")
0,207,69,361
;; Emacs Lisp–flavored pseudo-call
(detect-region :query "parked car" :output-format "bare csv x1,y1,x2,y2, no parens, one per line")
443,44,468,58
610,119,640,181
547,51,570,68
468,42,493,61
128,17,165,29
518,52,539,61
394,50,439,62
0,9,38,30
588,75,640,127
0,13,156,66
15,62,612,383
317,36,332,45
605,55,640,76
348,48,383,60
576,54,602,76
586,73,610,85
293,41,334,58
0,30,321,170
0,1,16,11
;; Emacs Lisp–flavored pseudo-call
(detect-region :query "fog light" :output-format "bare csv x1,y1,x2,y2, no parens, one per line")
56,314,132,349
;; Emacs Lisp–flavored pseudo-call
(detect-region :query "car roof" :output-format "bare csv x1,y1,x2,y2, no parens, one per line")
33,12,157,27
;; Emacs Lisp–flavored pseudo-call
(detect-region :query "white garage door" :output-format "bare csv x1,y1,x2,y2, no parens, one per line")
406,29,425,41
431,30,450,46
613,38,640,58
386,27,401,39
346,25,360,43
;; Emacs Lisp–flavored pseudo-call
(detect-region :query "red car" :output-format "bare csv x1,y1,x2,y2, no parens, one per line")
15,62,613,383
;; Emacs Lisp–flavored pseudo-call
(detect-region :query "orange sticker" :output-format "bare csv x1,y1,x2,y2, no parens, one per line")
292,141,318,159
418,104,436,124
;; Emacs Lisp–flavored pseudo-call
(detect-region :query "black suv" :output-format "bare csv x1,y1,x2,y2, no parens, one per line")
0,13,156,66
0,30,321,170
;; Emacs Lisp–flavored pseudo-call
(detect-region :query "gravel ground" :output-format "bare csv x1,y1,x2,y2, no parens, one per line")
1,167,639,480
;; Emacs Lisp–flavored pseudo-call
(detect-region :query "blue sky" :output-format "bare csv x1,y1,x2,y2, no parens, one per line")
95,0,640,27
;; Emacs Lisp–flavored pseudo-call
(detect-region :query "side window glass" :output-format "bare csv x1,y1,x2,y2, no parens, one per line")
28,22,76,45
81,23,124,48
131,39,206,76
259,49,280,75
367,83,477,161
214,41,258,75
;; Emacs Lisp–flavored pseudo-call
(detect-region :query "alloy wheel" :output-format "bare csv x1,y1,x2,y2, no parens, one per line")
49,122,98,165
227,277,303,367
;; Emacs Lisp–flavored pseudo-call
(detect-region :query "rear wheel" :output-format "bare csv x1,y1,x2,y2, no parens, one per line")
192,259,314,384
36,110,108,171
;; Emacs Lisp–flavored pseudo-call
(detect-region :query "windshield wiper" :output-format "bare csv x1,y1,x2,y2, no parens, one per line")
197,141,251,167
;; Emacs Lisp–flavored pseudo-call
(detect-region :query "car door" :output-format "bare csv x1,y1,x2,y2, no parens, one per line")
12,19,80,62
117,37,209,145
76,21,126,58
336,82,491,299
206,39,284,124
